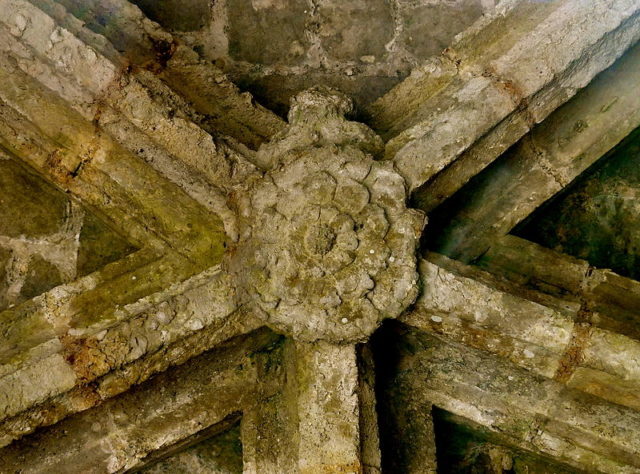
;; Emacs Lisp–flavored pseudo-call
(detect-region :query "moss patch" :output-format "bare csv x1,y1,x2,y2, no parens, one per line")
77,212,137,277
0,159,68,238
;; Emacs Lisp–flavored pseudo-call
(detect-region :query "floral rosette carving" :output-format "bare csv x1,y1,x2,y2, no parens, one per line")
231,87,425,343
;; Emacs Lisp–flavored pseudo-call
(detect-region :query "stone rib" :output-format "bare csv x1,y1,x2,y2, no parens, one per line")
476,235,640,341
0,329,282,473
401,254,640,412
384,325,640,473
1,0,261,239
44,0,285,150
426,40,640,261
242,340,382,473
0,63,227,261
369,0,640,192
0,264,254,446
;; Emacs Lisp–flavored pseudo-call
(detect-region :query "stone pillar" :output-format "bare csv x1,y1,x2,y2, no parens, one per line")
295,341,363,473
242,340,382,474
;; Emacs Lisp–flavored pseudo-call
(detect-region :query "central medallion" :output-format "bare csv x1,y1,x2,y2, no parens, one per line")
231,87,425,343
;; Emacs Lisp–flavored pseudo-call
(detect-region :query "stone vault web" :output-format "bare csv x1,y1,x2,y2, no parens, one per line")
1,0,640,472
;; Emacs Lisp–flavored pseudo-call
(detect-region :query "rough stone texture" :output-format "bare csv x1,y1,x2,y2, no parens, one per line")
227,0,309,66
405,254,640,411
0,59,228,262
76,213,137,276
375,323,640,473
0,156,135,312
0,0,263,240
51,0,285,150
141,423,243,474
0,265,248,446
424,40,640,261
295,342,363,473
0,329,283,473
0,158,68,238
230,88,424,343
431,409,580,474
316,0,394,62
476,235,640,343
400,0,484,59
137,0,491,116
517,127,640,281
2,0,640,471
242,339,381,473
372,0,640,192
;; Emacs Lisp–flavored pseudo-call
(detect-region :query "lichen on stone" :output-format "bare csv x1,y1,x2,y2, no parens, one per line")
229,87,425,343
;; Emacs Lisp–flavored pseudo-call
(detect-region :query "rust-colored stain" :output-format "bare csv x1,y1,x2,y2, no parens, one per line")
61,334,110,384
554,315,593,384
482,64,536,129
45,149,74,188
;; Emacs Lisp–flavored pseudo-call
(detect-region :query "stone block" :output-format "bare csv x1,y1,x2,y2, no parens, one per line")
227,0,309,65
20,255,64,302
399,0,483,58
317,0,394,61
77,210,137,277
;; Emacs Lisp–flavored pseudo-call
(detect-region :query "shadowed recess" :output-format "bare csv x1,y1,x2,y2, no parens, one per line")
514,127,640,281
140,421,243,473
432,408,581,474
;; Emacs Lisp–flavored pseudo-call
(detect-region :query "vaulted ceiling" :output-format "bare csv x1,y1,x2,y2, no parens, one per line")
1,0,640,473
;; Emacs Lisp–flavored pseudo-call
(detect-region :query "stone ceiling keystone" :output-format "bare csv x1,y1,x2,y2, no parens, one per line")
229,87,425,344
1,0,640,472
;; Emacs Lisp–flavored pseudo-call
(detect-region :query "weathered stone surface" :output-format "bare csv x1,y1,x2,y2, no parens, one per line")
475,235,590,302
0,159,68,238
430,409,583,474
141,422,243,474
227,0,309,65
317,0,394,62
156,0,490,116
0,59,227,260
477,235,640,341
371,0,640,191
0,0,263,240
403,254,640,411
517,127,640,281
241,391,298,473
228,0,310,64
2,0,640,470
50,0,286,149
0,157,137,312
20,255,64,301
376,323,640,472
0,262,251,446
296,342,363,473
76,213,137,277
234,71,403,121
0,248,10,306
242,339,380,473
230,88,424,343
399,0,484,59
0,329,282,473
426,40,640,262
